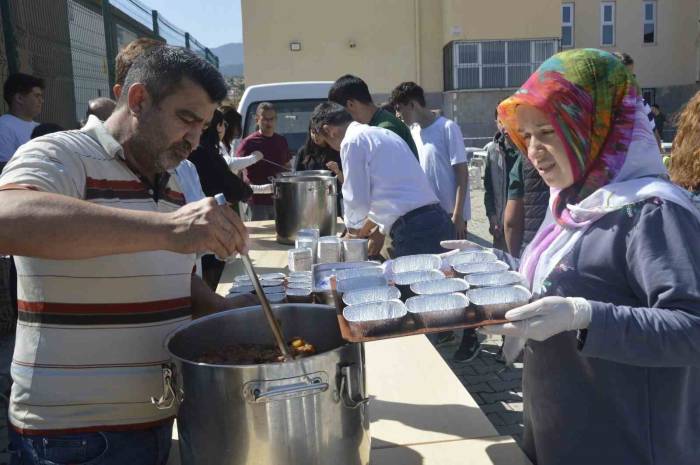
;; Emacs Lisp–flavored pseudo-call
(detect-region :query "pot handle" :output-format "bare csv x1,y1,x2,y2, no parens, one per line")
340,364,370,409
151,363,184,410
244,372,330,403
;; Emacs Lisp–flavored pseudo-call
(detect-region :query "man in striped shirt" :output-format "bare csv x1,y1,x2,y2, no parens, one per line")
0,46,252,464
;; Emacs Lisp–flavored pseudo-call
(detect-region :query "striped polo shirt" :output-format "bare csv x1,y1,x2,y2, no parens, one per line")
0,116,195,433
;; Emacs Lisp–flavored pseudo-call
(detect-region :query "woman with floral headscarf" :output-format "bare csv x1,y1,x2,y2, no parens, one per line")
482,49,700,465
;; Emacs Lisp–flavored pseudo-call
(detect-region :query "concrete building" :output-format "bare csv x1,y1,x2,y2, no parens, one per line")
241,0,699,142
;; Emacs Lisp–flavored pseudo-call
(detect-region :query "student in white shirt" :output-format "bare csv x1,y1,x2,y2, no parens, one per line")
392,82,481,361
0,73,44,171
310,102,455,257
391,82,471,240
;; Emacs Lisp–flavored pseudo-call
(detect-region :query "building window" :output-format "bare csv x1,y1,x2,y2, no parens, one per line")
561,3,574,48
445,39,559,91
643,1,656,44
601,2,615,46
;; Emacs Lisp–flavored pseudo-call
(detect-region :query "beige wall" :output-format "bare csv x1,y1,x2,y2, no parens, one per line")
242,0,421,94
242,0,559,96
568,0,699,87
442,0,560,43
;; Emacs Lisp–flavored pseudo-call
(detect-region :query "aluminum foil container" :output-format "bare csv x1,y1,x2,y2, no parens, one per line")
265,292,287,303
289,271,312,279
285,287,312,303
440,240,484,251
253,285,285,295
447,250,498,267
392,269,444,286
233,274,257,283
343,299,408,336
336,274,388,293
453,261,509,276
317,236,342,264
405,293,472,327
260,272,286,281
229,283,254,294
297,228,320,241
335,266,383,282
288,247,313,272
287,280,313,289
465,271,525,288
295,236,317,260
260,278,285,287
410,278,469,295
342,285,402,307
468,285,532,320
391,254,442,273
342,239,369,262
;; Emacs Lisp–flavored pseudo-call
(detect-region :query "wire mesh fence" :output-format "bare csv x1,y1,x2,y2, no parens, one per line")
1,0,220,128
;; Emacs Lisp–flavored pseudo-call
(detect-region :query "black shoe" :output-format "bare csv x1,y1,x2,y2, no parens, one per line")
434,332,457,347
453,334,482,363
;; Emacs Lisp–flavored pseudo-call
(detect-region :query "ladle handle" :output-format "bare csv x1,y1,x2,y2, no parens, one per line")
240,254,292,360
214,193,292,361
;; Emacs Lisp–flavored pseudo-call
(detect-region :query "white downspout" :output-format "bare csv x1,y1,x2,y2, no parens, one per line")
415,0,421,83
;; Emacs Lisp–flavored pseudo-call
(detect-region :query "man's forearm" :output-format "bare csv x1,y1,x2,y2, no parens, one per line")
453,164,469,219
504,198,524,258
0,190,171,259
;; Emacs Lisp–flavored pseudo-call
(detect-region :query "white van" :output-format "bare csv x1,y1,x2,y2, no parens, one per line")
236,81,333,157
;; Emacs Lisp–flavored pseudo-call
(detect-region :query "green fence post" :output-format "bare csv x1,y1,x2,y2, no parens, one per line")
152,10,159,38
185,32,190,50
0,0,19,74
102,0,116,93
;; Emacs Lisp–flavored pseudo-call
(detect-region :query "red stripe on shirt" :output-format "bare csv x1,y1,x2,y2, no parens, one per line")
18,297,191,315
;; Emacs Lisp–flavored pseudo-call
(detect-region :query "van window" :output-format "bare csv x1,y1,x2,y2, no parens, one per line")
243,99,327,153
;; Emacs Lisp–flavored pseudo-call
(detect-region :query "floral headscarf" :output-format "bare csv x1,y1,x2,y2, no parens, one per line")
497,48,638,226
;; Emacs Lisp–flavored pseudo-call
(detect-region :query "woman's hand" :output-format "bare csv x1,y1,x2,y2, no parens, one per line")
480,296,592,341
326,161,341,174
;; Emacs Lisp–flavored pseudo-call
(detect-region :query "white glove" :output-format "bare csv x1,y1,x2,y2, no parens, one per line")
251,150,264,162
480,296,592,342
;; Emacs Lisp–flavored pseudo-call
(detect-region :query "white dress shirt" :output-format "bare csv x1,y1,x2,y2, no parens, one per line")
341,122,438,234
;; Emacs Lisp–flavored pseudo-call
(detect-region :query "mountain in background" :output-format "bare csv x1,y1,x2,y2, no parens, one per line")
211,42,244,78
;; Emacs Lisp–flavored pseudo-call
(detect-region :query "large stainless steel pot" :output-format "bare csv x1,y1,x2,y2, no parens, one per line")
163,304,370,465
272,175,337,244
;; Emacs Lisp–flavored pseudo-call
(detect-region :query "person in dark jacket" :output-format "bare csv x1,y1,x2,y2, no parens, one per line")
503,153,550,257
483,111,520,251
483,48,700,465
189,109,253,290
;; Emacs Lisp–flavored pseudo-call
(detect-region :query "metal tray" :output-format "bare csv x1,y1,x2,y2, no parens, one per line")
391,254,442,274
468,285,532,320
405,293,473,327
342,285,402,307
465,271,524,288
259,272,287,281
447,250,498,267
343,300,408,337
453,261,509,276
410,278,469,295
259,278,285,287
285,288,313,303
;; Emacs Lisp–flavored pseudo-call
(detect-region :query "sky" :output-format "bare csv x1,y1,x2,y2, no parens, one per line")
143,0,243,48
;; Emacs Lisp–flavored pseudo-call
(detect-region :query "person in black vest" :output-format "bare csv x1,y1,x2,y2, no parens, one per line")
503,153,550,257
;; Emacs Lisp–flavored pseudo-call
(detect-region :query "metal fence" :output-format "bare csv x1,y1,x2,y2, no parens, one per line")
0,0,220,129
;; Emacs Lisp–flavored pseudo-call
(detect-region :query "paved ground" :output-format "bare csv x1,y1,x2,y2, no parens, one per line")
438,186,526,444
